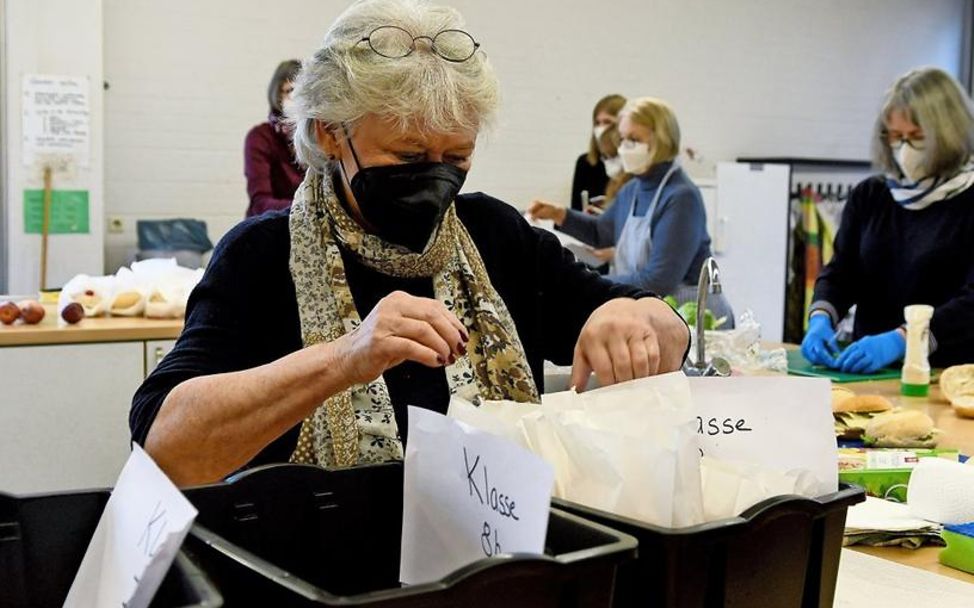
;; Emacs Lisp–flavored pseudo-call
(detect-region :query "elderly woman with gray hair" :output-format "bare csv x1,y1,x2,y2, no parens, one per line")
130,0,689,486
802,67,974,373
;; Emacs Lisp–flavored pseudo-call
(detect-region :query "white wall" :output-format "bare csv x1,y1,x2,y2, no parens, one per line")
96,0,965,271
2,0,104,294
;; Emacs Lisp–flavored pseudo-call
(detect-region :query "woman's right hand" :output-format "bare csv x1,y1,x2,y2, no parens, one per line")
527,200,568,225
801,314,839,367
337,291,468,385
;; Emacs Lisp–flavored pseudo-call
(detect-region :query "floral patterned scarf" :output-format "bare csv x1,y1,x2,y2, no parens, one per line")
288,170,539,468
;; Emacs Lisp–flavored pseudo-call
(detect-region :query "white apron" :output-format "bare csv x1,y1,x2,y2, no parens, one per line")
612,162,680,276
611,164,735,326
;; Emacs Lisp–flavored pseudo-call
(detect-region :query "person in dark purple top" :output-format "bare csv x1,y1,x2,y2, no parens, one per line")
244,59,304,217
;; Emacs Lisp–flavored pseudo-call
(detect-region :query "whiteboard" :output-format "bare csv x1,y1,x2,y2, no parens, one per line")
715,162,792,342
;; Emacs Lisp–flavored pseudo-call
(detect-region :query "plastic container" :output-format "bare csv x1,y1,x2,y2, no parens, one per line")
181,462,637,607
941,523,974,575
554,483,865,608
0,488,222,608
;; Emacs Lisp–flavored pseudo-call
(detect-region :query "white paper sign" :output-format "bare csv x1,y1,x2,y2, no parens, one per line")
63,444,198,608
689,376,838,494
400,406,555,585
22,74,90,168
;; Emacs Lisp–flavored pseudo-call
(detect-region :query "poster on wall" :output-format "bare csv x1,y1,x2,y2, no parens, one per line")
21,74,90,168
23,190,90,234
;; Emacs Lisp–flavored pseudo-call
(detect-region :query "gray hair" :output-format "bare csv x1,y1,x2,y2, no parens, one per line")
872,67,974,177
288,0,500,170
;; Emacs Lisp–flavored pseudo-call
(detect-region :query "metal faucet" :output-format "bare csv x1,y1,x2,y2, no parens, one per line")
684,257,731,377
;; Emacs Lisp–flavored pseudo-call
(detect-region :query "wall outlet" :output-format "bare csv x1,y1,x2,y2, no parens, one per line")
108,216,124,234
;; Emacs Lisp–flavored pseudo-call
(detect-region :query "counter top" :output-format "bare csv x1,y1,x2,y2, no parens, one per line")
0,304,183,346
820,369,974,585
763,344,974,585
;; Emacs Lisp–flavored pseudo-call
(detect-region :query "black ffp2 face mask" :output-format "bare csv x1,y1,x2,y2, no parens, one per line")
339,132,467,252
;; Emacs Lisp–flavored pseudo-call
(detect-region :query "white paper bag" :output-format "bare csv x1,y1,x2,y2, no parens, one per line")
400,407,554,585
450,372,705,528
555,373,703,527
700,456,821,520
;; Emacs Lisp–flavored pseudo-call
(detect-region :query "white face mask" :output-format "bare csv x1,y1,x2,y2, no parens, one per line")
593,124,610,142
894,143,928,183
603,156,624,178
619,140,652,175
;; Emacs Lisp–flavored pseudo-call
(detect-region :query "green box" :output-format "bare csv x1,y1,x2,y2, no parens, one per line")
839,469,914,502
838,448,959,502
23,190,90,234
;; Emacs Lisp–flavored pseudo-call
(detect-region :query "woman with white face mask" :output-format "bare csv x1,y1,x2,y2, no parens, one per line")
802,67,974,373
528,97,732,322
569,94,626,211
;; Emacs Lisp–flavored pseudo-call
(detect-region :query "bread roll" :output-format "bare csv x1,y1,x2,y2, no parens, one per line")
831,387,856,411
863,408,940,448
941,364,974,401
833,394,893,414
109,290,145,316
951,395,974,419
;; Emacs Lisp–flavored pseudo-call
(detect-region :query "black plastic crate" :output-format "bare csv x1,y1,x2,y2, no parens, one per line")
0,488,222,608
554,483,865,608
181,462,638,607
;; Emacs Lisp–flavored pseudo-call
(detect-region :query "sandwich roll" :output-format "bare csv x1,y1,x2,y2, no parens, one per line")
109,290,146,316
831,387,856,411
863,408,941,448
951,394,974,419
941,365,974,417
940,364,974,402
833,394,893,414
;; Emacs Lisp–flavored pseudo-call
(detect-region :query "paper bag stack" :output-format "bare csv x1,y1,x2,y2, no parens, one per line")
450,372,837,528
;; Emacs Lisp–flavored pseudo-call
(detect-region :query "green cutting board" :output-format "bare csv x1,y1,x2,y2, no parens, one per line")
786,349,902,383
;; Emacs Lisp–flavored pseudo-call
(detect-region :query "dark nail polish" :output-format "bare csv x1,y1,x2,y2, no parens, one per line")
460,330,469,342
448,354,456,365
456,342,466,354
437,356,447,366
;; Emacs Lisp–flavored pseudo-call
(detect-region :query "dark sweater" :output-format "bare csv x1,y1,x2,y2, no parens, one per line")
571,153,609,211
812,176,974,367
130,193,649,469
243,122,303,217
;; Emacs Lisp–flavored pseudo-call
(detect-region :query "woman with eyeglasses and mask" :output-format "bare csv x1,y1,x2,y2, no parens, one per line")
801,67,974,373
244,59,304,217
130,0,689,486
528,97,733,324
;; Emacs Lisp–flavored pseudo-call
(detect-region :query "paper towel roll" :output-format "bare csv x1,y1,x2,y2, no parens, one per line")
907,458,974,524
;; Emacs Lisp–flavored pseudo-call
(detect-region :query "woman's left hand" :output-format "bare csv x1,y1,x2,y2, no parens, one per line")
571,297,690,390
834,330,906,374
590,247,615,263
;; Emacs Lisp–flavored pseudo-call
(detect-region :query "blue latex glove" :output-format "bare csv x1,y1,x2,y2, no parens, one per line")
834,330,906,374
801,314,839,366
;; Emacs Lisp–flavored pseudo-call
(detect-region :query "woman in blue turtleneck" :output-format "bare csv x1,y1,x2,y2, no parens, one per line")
529,96,733,324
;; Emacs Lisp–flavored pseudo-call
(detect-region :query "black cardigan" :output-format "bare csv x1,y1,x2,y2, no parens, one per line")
130,192,649,469
570,153,609,211
812,176,974,367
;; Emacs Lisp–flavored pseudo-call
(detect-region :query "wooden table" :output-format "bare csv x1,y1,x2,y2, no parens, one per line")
0,303,183,346
833,375,974,584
